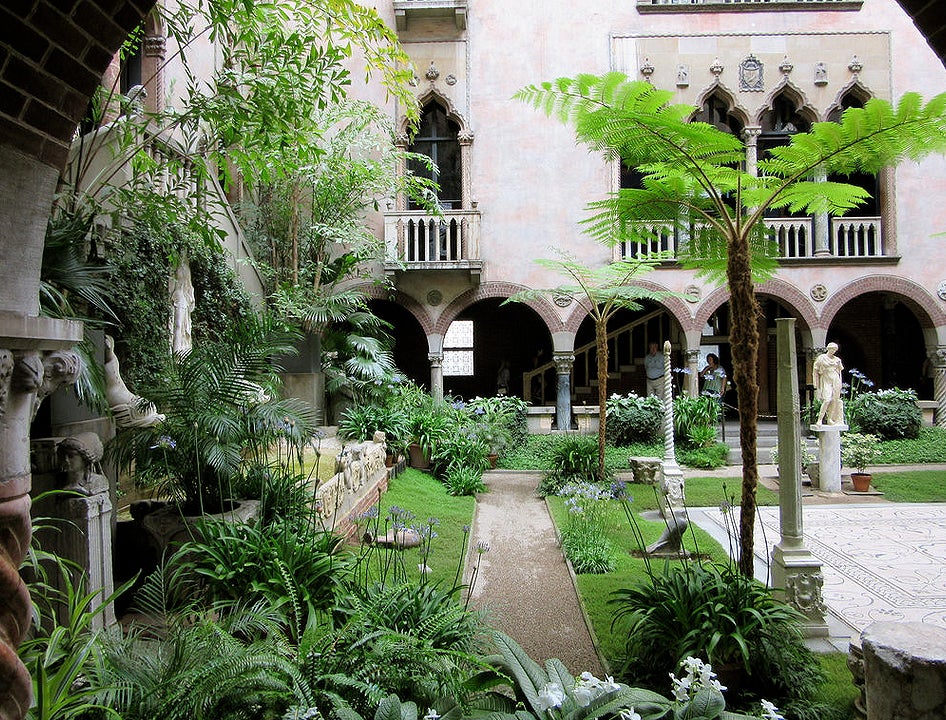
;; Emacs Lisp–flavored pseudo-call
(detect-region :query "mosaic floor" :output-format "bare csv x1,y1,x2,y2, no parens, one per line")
695,504,946,634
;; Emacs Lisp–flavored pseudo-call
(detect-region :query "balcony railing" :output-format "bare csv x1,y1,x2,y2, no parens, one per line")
383,209,482,273
614,216,884,261
637,0,861,11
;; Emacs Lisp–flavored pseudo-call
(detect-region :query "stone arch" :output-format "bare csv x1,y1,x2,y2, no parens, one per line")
756,80,819,128
433,282,561,337
560,279,692,336
2,5,159,716
820,275,946,330
398,86,471,139
693,81,751,130
824,80,875,121
693,281,819,334
360,284,436,337
754,278,820,332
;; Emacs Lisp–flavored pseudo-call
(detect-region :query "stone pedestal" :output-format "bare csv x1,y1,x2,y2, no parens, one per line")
861,622,946,720
553,353,575,432
811,422,848,493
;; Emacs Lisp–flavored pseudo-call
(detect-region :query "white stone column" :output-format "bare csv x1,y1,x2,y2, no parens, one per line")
742,126,761,176
553,352,574,432
812,170,832,256
685,347,701,397
771,318,829,638
660,341,684,511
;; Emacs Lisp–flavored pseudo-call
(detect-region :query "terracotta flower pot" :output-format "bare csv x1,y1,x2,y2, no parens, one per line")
851,472,872,492
408,442,430,469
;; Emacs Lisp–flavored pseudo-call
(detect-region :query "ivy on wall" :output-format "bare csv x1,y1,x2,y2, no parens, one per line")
105,219,252,394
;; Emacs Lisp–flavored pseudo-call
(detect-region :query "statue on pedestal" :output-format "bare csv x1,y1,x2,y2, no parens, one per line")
813,342,844,425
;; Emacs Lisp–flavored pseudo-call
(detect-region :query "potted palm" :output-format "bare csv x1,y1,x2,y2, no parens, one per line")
841,432,882,492
109,317,318,519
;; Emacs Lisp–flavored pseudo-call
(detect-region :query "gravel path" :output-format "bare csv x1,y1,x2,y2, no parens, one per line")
467,470,604,676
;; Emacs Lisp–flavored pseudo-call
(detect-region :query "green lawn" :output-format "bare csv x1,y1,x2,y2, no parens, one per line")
546,493,731,665
355,468,475,588
868,469,946,503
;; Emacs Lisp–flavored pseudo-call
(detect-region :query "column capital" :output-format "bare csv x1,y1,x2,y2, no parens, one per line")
929,346,946,367
742,125,762,140
427,352,443,367
552,352,575,373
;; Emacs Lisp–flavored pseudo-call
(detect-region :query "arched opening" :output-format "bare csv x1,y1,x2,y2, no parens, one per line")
573,302,681,403
368,299,431,389
443,298,552,400
827,87,880,218
829,293,926,394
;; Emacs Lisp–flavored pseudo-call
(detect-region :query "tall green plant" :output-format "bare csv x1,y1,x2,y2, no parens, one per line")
516,73,946,574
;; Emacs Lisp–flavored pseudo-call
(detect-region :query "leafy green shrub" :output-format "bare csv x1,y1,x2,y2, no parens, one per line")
606,393,663,445
432,431,490,478
848,388,922,440
841,432,882,473
678,442,728,469
467,394,529,448
442,465,487,496
537,434,601,496
876,427,946,463
610,562,828,716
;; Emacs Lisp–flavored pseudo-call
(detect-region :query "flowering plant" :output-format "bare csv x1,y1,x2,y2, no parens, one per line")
841,432,881,473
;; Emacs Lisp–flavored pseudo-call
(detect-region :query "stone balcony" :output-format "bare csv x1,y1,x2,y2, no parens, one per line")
393,0,467,30
383,208,483,281
614,216,886,262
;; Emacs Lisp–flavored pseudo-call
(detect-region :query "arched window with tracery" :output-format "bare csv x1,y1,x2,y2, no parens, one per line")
408,101,462,210
827,87,879,217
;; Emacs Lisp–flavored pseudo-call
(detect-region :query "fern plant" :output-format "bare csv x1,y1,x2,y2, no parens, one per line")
516,72,946,574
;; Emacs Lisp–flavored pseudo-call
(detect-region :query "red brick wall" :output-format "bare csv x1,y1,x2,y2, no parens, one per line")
0,1,156,169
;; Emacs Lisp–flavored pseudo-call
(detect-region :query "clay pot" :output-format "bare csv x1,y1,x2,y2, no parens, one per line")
851,472,872,492
408,442,430,469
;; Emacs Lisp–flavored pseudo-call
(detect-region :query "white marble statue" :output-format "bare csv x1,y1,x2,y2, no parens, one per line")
104,335,165,429
813,342,844,425
170,260,195,354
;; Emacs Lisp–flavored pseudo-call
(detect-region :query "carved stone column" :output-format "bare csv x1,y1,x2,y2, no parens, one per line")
771,319,829,637
142,33,166,114
553,352,574,432
812,170,831,256
428,353,444,404
0,314,82,718
931,346,946,429
660,341,684,511
685,348,701,397
458,130,474,209
742,126,761,176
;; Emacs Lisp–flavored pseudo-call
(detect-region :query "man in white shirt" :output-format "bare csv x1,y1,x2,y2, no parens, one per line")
644,341,664,397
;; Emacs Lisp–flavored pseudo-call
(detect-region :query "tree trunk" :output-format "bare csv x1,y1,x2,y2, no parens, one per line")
596,320,608,484
727,230,761,577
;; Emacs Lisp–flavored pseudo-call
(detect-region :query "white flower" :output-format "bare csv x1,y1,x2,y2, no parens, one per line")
537,682,566,712
760,699,785,720
618,708,641,720
669,672,692,702
424,710,440,720
573,685,594,707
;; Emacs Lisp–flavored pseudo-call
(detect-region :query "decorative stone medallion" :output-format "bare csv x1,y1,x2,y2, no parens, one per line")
427,289,443,306
553,293,573,308
937,280,946,301
445,74,457,86
684,284,701,303
425,62,440,82
739,55,764,92
810,284,828,302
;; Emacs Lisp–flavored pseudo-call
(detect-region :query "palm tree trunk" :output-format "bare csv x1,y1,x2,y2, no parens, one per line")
596,320,608,484
727,230,761,578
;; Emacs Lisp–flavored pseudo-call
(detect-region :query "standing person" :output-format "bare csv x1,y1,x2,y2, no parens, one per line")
644,341,665,397
813,342,844,425
700,353,728,400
